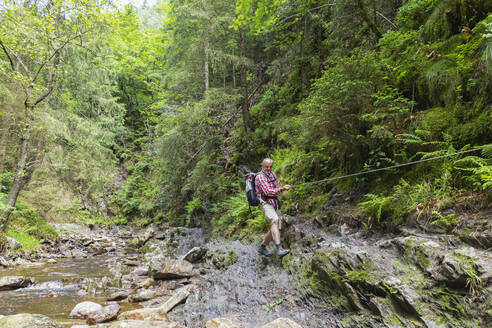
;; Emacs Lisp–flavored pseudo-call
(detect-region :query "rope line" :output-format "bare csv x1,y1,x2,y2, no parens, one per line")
289,145,492,188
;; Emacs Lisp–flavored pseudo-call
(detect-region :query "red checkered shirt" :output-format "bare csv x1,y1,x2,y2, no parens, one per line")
255,170,281,209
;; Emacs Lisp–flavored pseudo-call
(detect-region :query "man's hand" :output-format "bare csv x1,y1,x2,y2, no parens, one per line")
281,184,291,191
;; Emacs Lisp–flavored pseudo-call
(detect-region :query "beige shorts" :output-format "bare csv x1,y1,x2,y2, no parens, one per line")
259,202,282,230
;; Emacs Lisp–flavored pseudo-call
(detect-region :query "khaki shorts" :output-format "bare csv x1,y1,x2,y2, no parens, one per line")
259,202,282,230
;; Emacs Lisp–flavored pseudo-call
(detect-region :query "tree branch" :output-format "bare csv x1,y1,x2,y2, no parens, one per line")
0,38,16,71
33,50,60,106
31,30,90,85
376,10,397,29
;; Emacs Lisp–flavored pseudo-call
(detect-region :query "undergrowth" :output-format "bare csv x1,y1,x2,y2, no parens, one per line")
0,192,58,251
211,193,268,238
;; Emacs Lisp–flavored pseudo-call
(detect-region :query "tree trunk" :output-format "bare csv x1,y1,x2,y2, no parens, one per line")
1,109,32,227
356,0,382,39
239,28,250,132
204,45,209,92
0,114,9,173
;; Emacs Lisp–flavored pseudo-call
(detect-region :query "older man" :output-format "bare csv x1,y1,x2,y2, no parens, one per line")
255,158,290,257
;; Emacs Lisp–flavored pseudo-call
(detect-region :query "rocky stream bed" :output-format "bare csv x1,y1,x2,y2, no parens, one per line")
0,208,490,328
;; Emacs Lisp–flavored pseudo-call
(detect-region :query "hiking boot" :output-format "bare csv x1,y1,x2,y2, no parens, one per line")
277,247,290,257
258,247,273,257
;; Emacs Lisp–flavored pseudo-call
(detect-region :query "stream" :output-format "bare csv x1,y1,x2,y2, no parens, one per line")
0,256,140,326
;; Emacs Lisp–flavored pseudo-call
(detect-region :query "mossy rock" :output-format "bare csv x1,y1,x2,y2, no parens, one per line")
0,232,6,252
422,0,492,42
421,107,454,137
205,248,238,270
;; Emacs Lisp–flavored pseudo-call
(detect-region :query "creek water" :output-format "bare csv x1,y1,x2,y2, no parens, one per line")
0,256,139,326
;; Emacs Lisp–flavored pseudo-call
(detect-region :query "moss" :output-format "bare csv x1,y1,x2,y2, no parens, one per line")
0,232,6,252
415,249,431,270
421,107,455,137
6,230,40,251
206,248,238,270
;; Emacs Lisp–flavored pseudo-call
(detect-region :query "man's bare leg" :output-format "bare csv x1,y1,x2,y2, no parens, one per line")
262,229,272,246
271,220,280,245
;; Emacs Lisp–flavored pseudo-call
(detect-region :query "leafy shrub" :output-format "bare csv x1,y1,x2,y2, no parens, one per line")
8,205,58,242
211,193,266,237
396,0,437,30
359,194,395,228
0,172,14,193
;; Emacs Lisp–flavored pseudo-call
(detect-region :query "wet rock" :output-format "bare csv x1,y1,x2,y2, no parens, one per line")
87,303,121,324
205,248,238,270
47,258,57,264
0,314,61,328
137,278,156,289
182,246,207,263
259,318,303,328
132,266,149,276
205,317,242,328
159,285,194,313
119,285,193,321
69,301,103,319
124,258,140,266
149,257,193,280
13,257,34,266
108,290,130,301
129,289,158,302
117,307,170,321
86,320,184,328
71,248,87,258
0,276,32,290
0,256,10,267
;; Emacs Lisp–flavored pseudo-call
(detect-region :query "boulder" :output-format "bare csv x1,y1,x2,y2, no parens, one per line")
69,301,103,319
182,246,207,263
6,237,21,251
0,314,61,328
132,266,149,276
85,321,184,328
0,276,31,290
137,278,156,289
0,256,10,267
129,289,158,302
259,318,303,328
117,308,169,321
71,248,87,258
87,303,121,324
206,317,242,328
159,285,193,313
118,285,193,321
107,290,130,301
149,257,193,280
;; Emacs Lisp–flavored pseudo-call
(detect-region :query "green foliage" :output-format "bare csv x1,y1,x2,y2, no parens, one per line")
212,193,266,237
359,194,395,228
0,231,6,251
396,0,437,30
0,172,14,193
6,230,40,252
1,0,491,233
8,205,58,242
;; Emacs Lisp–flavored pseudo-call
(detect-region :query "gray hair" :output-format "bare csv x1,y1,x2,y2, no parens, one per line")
262,158,273,165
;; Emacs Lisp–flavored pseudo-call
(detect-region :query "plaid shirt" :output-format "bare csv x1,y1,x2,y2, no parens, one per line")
255,170,281,209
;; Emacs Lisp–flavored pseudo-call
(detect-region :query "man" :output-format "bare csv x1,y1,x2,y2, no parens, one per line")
255,158,291,257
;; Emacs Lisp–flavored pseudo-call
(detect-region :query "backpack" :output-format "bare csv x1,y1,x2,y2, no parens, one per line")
245,172,260,206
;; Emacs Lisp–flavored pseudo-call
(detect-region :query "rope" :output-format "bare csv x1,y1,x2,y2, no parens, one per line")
289,145,492,188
